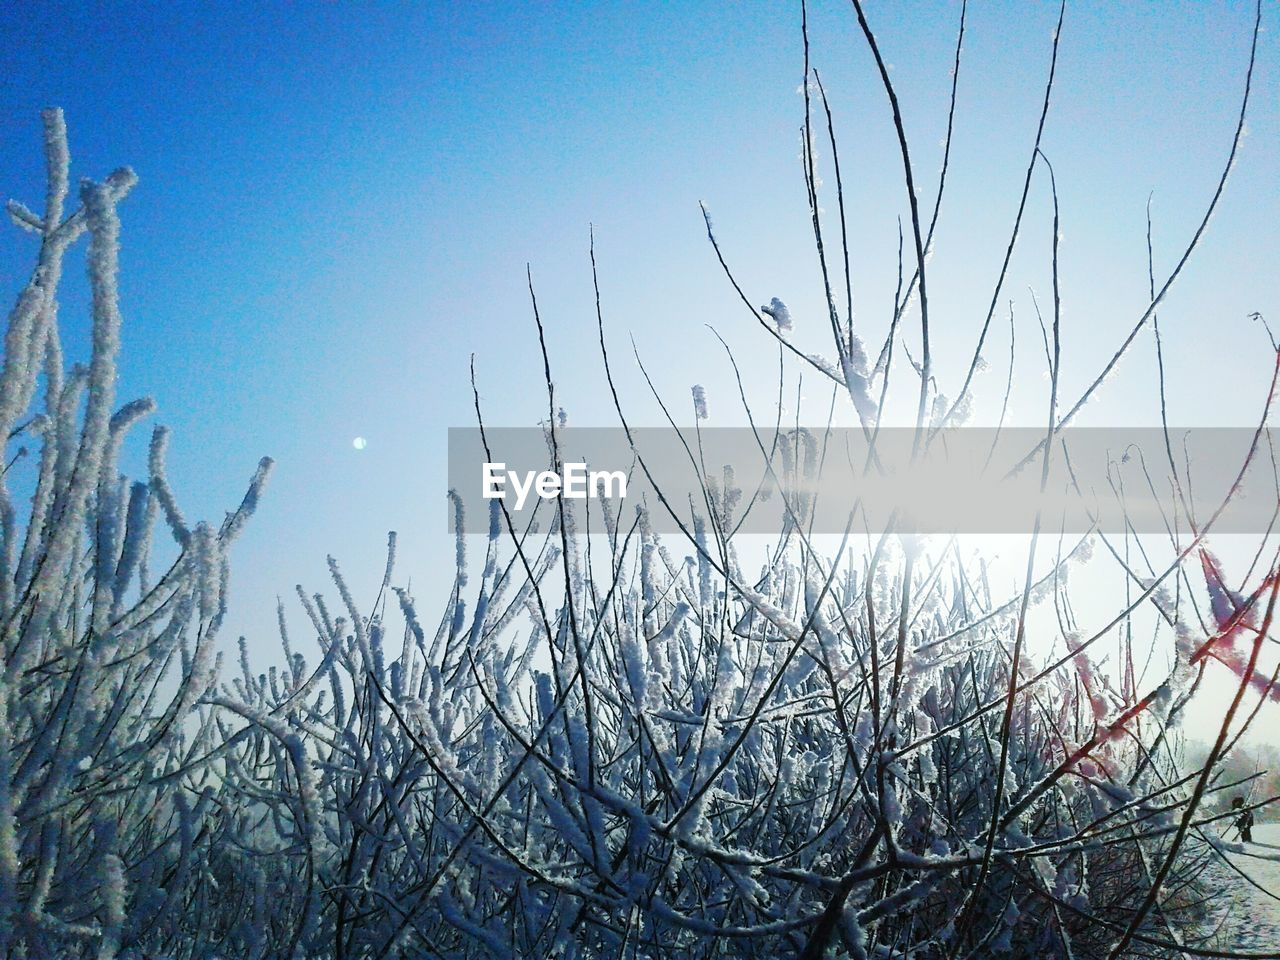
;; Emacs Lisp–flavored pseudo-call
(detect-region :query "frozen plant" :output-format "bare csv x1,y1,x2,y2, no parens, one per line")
1,1,1276,958
0,111,272,959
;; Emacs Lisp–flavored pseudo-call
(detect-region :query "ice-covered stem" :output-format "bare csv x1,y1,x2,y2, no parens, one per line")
221,455,275,543
92,397,156,635
147,425,190,547
0,694,19,953
0,111,77,620
0,110,73,449
41,108,71,230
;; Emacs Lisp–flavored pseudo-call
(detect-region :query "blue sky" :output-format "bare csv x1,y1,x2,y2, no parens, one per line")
1,0,1277,701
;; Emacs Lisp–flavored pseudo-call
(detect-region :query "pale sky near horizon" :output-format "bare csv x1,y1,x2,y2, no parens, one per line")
1,1,1277,741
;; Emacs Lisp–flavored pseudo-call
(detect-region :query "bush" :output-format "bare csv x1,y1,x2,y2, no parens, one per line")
0,4,1274,958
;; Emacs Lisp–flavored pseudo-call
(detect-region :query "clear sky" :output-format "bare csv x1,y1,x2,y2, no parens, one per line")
1,0,1277,737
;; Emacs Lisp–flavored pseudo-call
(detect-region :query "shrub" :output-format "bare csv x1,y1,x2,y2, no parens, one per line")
1,4,1274,958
